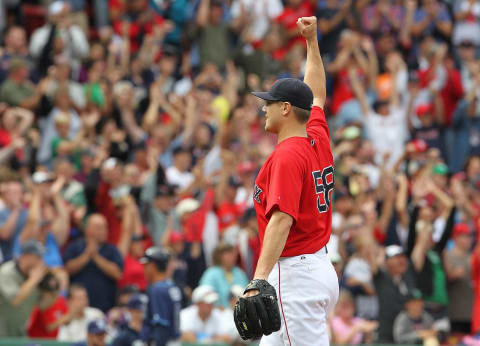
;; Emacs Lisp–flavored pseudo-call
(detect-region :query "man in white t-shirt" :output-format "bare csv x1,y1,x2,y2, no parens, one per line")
166,147,194,192
180,285,232,344
230,0,283,43
349,69,408,168
57,284,104,342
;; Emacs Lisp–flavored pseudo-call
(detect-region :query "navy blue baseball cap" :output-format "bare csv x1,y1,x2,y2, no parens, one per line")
127,294,148,310
87,319,107,334
140,247,170,267
20,240,45,257
252,78,313,111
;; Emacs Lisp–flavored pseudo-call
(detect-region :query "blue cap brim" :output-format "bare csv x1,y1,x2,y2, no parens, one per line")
139,257,150,264
251,91,279,101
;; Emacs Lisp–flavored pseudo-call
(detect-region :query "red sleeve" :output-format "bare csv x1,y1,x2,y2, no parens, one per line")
266,149,305,221
306,106,329,140
473,250,480,281
44,297,68,327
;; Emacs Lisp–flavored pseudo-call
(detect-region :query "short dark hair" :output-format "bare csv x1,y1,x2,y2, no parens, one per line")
292,106,310,123
67,283,86,299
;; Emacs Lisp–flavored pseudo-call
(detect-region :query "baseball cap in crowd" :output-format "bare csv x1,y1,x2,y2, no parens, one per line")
210,0,223,8
118,285,140,296
459,40,476,49
409,139,428,153
229,285,244,300
162,44,179,57
333,188,349,202
237,161,256,175
376,74,393,100
385,245,405,259
240,207,256,224
169,231,185,244
228,176,242,188
252,78,313,111
139,247,171,267
156,184,176,198
127,294,148,310
192,285,219,304
20,240,45,257
176,198,200,217
102,157,119,170
452,171,467,182
32,171,56,184
172,146,190,157
329,252,342,264
131,234,145,242
87,319,107,335
452,223,471,238
405,288,423,302
48,1,66,16
343,126,361,140
433,163,448,176
416,104,434,117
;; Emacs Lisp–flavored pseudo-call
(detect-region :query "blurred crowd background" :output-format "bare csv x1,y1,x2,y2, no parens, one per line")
0,0,480,345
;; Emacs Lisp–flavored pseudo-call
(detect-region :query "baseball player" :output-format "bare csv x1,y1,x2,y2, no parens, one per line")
141,247,182,346
233,16,339,345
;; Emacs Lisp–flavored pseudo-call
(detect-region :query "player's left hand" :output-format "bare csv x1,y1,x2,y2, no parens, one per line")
233,279,281,340
297,16,317,40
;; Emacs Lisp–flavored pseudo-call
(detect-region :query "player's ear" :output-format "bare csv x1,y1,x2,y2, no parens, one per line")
282,102,291,117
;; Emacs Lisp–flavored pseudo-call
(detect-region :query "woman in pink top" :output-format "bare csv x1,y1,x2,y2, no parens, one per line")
331,290,378,345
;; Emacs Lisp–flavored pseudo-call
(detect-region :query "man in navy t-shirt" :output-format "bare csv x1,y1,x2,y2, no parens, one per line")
63,214,123,312
141,247,182,346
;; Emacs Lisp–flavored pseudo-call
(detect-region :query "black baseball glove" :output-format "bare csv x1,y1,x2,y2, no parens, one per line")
233,279,281,340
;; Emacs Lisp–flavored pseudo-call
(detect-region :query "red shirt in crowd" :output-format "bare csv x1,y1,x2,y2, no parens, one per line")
472,249,480,334
331,69,367,116
276,1,314,51
216,202,243,232
0,128,11,147
417,65,464,126
27,296,68,338
253,106,333,257
95,182,122,245
118,255,148,291
184,188,215,243
110,0,165,53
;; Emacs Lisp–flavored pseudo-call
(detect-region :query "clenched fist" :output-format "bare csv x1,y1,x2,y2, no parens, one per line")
297,16,317,40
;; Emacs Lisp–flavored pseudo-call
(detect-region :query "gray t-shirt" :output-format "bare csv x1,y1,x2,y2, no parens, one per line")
0,261,39,336
446,251,473,322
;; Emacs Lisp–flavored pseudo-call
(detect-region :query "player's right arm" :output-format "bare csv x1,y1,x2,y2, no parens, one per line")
298,16,326,109
297,16,330,140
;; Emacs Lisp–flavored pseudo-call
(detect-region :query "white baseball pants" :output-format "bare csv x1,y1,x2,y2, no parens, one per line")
259,247,339,346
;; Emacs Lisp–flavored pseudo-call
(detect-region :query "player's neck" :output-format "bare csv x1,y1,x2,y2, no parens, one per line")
152,272,168,282
277,124,307,144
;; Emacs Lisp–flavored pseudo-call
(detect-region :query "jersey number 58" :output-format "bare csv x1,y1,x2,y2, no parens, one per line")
311,166,334,213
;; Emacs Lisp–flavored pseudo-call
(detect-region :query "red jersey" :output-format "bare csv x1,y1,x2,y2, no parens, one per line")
253,107,334,257
217,202,243,231
276,2,314,51
118,255,148,291
27,296,68,338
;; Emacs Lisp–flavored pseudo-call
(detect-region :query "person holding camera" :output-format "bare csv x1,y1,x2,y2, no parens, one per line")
27,271,69,338
12,173,70,291
0,240,47,336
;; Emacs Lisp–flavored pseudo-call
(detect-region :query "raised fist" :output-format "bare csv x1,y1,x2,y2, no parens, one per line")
296,16,317,40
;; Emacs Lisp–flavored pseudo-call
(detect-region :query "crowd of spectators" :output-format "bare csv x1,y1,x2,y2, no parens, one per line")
0,0,480,345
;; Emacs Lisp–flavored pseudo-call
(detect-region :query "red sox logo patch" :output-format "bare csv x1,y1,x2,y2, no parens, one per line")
253,184,263,204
